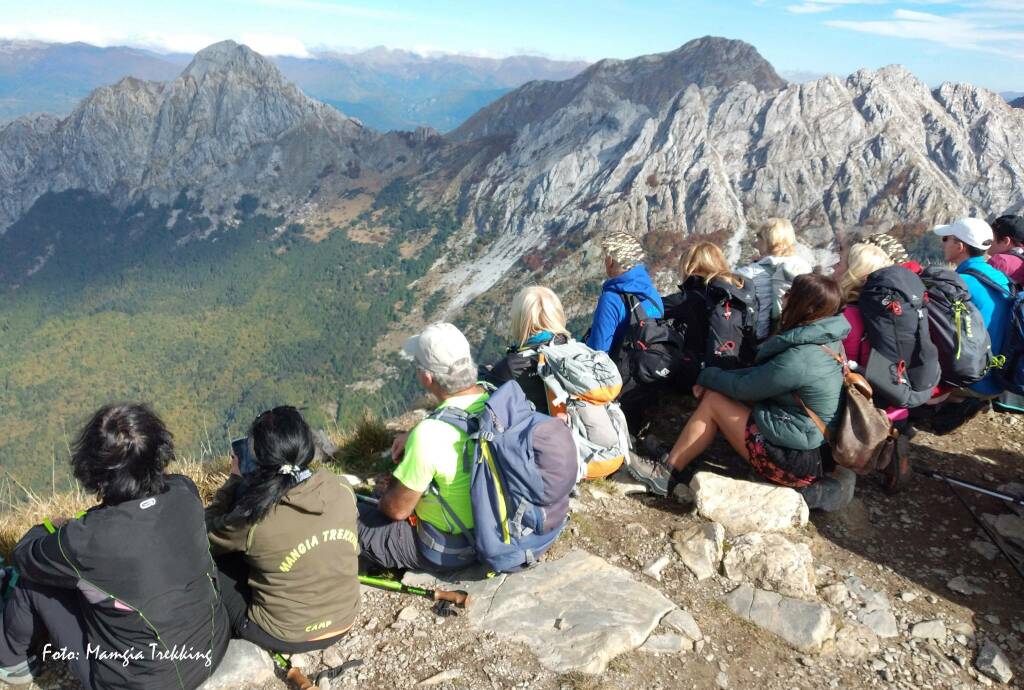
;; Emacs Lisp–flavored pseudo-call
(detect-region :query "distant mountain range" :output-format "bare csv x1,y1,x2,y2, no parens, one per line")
0,36,1021,486
0,40,587,131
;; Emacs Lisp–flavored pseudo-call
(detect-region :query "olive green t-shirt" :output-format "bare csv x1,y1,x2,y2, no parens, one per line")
392,391,489,533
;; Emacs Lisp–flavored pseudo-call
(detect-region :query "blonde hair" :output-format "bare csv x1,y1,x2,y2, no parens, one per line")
681,242,743,288
510,286,570,348
759,218,798,257
840,243,893,302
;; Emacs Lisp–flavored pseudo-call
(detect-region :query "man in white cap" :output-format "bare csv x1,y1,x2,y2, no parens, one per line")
356,322,487,571
930,218,1014,430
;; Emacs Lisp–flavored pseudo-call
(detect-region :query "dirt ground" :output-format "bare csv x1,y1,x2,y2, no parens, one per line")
21,407,1024,690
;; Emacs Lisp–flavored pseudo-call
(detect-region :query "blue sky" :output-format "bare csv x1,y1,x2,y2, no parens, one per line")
1,0,1022,91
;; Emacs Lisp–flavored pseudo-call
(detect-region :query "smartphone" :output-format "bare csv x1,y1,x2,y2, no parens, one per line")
230,437,259,476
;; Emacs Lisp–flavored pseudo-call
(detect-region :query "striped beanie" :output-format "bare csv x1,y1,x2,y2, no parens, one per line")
601,231,645,271
860,233,909,265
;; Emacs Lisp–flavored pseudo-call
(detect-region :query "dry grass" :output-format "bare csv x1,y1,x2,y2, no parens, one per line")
0,456,230,562
324,411,394,478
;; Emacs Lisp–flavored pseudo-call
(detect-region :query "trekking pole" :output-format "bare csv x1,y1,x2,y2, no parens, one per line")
913,466,1024,508
930,472,1024,584
358,575,471,608
355,493,379,505
273,653,363,690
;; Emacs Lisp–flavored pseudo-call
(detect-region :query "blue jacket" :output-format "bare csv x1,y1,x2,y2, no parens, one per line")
585,264,664,354
958,257,1013,395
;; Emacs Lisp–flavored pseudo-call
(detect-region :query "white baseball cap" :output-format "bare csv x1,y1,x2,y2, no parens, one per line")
402,322,473,374
932,217,993,250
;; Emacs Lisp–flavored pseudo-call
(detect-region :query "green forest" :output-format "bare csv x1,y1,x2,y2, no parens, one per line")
0,182,462,491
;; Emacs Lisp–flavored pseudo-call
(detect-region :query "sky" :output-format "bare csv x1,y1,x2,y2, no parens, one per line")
0,0,1022,92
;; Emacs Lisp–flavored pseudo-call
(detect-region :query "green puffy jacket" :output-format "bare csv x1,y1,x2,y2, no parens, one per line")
697,315,850,450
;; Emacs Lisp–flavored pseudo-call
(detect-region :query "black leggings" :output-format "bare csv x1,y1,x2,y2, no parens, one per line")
214,554,341,655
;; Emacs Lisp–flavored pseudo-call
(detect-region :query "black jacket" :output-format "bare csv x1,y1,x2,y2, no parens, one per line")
481,333,569,412
13,475,231,690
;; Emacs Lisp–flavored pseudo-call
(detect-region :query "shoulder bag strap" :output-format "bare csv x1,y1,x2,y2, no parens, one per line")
791,344,846,443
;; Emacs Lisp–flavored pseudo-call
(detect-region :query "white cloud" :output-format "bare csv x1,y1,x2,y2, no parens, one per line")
825,7,1024,59
239,33,312,58
0,21,318,57
786,0,888,12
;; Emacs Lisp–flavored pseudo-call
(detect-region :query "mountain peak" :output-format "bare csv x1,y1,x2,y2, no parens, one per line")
183,40,280,83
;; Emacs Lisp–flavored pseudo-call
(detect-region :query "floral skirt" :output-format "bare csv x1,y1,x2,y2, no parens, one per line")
743,415,824,488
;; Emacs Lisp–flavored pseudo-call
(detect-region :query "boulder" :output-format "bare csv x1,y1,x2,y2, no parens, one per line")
198,640,275,690
722,583,834,652
663,609,703,642
641,634,692,654
722,532,816,599
671,522,725,581
976,640,1014,684
690,472,808,535
947,575,987,596
910,619,946,641
464,550,677,674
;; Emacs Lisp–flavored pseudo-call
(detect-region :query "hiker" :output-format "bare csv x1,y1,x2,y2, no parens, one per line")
628,274,848,496
585,230,664,355
930,218,1014,430
737,218,813,340
0,404,230,689
481,285,571,412
206,406,358,654
358,322,488,572
663,242,757,374
835,243,929,422
988,215,1024,413
585,230,673,431
989,215,1024,286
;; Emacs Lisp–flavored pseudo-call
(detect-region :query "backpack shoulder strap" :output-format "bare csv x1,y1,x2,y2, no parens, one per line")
961,268,1015,299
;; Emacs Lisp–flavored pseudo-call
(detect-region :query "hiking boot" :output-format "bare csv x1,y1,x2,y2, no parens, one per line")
0,657,36,686
626,452,674,497
880,433,913,494
930,399,989,436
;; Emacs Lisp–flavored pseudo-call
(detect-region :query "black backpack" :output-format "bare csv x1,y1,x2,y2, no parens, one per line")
962,269,1024,396
920,267,991,388
614,292,694,386
705,278,759,370
859,265,941,408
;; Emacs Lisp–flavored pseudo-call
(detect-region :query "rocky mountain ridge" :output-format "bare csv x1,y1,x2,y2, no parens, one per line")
0,40,431,235
0,39,588,131
419,46,1024,309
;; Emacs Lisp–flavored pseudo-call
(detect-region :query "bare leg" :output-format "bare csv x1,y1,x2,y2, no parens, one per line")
666,391,751,470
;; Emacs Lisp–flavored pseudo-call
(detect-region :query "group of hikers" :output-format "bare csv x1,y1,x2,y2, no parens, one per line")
1,214,1023,689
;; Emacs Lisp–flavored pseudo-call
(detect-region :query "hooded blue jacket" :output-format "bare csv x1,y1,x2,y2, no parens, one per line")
958,256,1013,396
585,264,664,355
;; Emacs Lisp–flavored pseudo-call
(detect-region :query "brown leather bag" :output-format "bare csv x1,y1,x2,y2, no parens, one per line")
794,346,895,475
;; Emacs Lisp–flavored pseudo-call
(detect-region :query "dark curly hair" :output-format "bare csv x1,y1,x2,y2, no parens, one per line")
230,406,316,526
71,403,174,504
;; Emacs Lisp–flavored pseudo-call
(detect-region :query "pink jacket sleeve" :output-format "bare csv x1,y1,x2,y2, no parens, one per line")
841,305,870,369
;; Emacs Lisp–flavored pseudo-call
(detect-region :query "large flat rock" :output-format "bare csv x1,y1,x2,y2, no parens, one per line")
458,549,677,674
198,640,275,690
722,532,816,600
691,472,808,535
722,583,834,653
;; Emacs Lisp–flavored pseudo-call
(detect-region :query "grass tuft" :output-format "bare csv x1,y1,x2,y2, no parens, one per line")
326,410,394,478
1,455,230,562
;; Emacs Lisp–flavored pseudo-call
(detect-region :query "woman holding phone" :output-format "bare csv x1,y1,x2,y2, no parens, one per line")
206,406,359,653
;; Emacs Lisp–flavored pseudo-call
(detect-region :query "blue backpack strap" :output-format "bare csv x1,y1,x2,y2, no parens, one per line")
425,405,483,550
962,269,1015,299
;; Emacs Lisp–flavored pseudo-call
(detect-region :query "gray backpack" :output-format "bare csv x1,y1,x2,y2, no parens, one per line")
533,339,632,480
920,267,991,388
